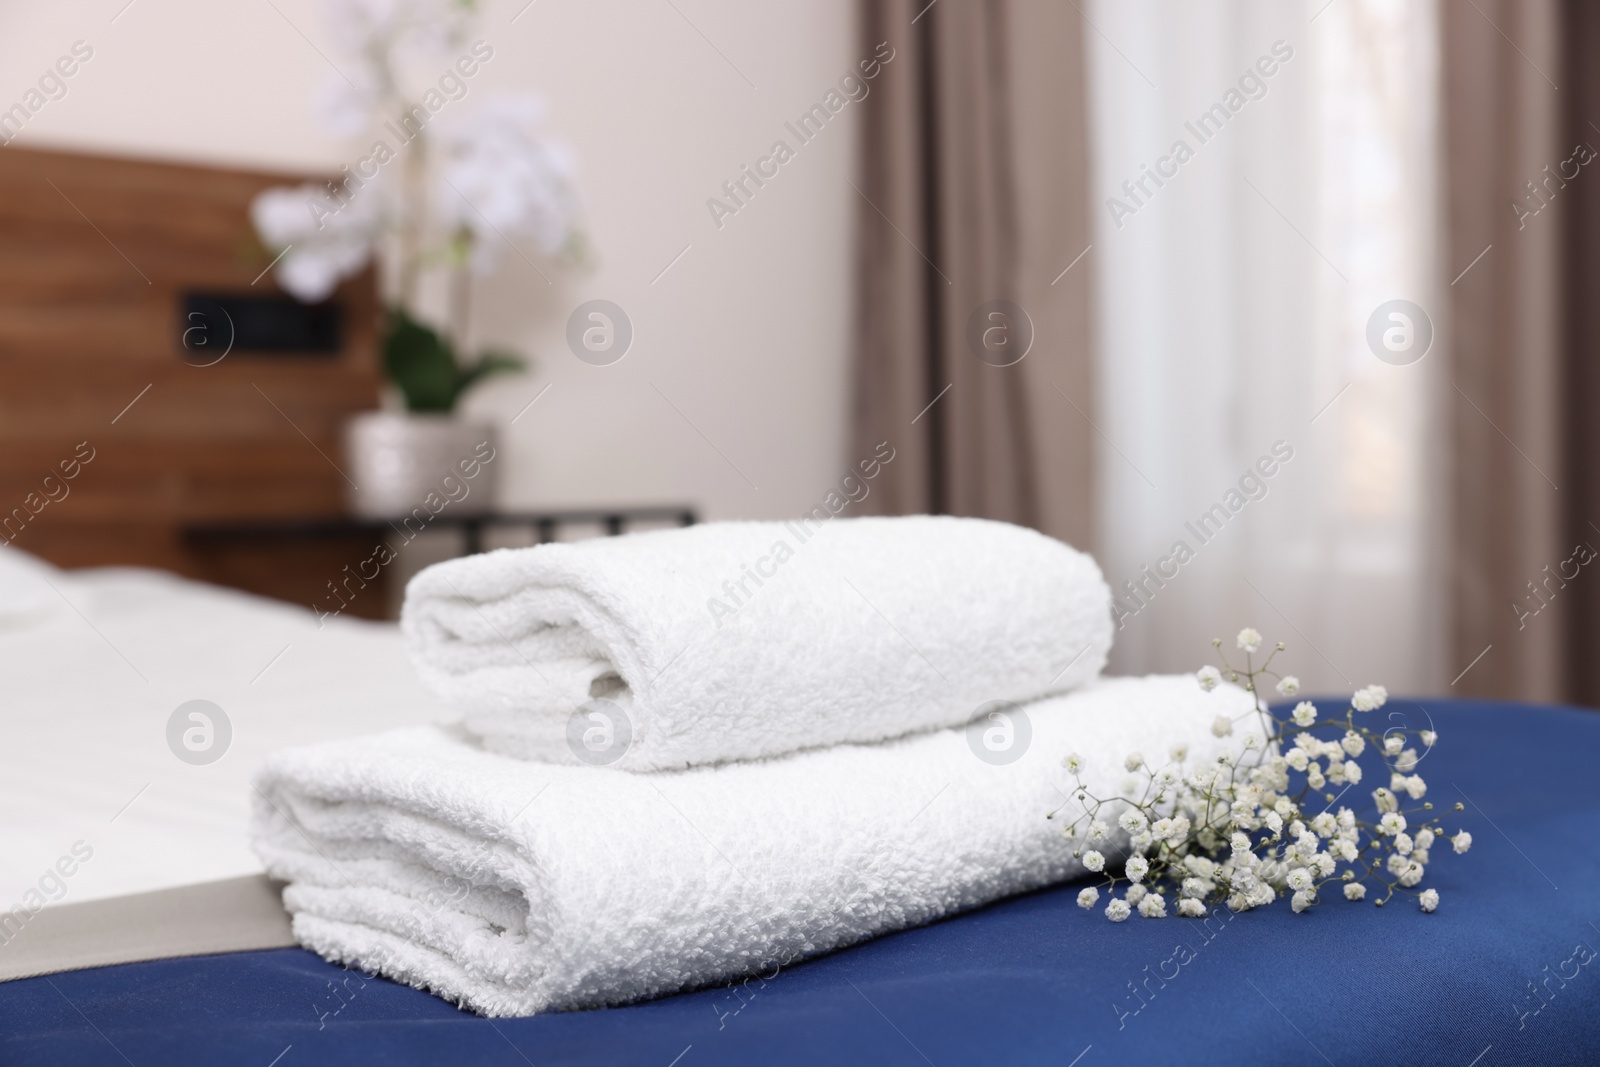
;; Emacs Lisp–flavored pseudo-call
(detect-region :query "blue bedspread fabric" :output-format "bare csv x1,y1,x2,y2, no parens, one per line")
5,699,1600,1066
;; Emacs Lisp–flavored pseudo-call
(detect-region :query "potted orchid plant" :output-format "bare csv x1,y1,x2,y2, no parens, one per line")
250,0,581,518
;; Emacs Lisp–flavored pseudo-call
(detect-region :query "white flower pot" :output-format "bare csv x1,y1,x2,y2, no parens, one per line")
343,412,499,519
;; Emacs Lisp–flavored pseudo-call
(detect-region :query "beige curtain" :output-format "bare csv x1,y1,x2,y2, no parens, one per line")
1442,0,1567,701
849,0,1094,549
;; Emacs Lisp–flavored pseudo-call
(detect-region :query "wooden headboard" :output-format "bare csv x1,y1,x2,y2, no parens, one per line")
0,145,386,612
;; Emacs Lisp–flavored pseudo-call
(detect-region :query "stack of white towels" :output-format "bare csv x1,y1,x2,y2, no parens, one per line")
251,516,1255,1016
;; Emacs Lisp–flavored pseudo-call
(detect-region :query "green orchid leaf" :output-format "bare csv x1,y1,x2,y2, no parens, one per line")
452,348,528,407
383,309,459,412
381,309,530,412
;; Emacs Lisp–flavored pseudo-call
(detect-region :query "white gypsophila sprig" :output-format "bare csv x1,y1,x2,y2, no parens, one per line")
1049,630,1468,921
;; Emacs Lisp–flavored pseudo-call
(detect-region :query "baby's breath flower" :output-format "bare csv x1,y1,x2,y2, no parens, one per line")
1352,684,1388,711
1063,635,1461,927
1419,888,1439,912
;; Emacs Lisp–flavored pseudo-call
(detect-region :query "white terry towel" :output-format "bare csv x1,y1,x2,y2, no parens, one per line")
251,675,1258,1017
400,515,1112,771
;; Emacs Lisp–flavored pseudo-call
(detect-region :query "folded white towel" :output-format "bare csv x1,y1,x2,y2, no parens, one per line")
401,516,1112,771
251,675,1256,1016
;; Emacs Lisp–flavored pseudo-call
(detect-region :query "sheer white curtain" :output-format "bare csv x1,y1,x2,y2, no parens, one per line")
1086,0,1445,696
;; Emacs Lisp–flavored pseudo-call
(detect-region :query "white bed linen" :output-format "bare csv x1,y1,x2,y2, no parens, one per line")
0,552,449,905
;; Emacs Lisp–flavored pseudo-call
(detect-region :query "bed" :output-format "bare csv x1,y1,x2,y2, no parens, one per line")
2,551,1597,1065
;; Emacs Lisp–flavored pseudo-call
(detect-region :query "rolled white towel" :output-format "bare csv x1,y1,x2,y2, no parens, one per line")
251,675,1258,1016
401,515,1112,771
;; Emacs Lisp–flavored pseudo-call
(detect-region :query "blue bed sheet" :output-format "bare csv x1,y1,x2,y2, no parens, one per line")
4,699,1599,1066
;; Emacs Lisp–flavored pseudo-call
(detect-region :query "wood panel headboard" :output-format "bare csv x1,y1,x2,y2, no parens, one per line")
0,145,386,612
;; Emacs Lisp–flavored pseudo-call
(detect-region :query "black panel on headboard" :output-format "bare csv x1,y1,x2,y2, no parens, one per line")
181,292,344,357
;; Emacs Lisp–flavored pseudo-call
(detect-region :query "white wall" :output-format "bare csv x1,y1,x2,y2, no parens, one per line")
0,0,859,521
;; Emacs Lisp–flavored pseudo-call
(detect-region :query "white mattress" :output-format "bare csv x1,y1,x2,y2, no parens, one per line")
0,549,450,905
